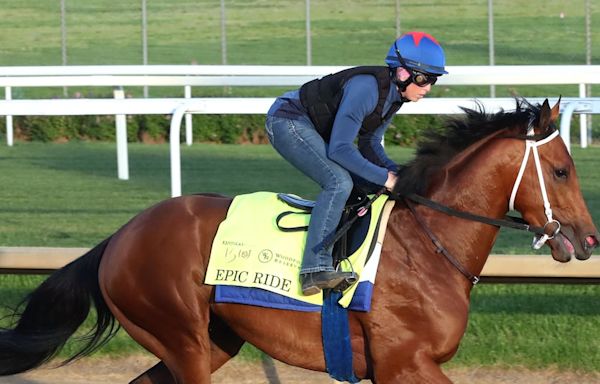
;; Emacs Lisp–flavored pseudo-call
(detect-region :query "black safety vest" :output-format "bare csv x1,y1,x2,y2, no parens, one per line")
299,66,402,142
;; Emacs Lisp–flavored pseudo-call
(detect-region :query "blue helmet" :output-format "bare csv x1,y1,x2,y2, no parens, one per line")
385,32,448,75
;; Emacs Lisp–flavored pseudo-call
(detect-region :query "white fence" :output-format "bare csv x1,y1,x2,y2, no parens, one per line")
2,65,600,196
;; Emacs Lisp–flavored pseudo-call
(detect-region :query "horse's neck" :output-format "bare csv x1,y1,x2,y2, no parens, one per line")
398,136,522,286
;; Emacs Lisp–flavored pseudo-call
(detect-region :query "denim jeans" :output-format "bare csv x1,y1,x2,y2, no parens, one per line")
265,115,353,274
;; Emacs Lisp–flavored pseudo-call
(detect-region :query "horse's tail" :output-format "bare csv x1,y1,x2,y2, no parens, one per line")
0,237,118,376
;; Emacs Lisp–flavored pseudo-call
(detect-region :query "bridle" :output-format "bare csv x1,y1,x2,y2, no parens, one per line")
509,126,561,249
399,124,562,285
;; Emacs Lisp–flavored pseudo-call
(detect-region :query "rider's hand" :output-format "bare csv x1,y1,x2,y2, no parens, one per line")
384,171,398,191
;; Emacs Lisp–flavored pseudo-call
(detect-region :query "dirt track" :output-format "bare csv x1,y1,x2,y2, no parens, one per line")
2,355,599,384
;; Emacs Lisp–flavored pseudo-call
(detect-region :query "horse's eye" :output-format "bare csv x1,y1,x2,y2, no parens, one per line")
554,168,569,179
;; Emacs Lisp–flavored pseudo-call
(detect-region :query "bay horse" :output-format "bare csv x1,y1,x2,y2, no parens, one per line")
1,99,598,383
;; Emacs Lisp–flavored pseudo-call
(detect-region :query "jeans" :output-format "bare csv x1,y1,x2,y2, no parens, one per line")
265,115,353,274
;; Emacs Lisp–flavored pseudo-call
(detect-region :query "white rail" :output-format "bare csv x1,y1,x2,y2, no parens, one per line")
2,64,600,85
1,96,596,197
1,65,600,195
166,96,598,197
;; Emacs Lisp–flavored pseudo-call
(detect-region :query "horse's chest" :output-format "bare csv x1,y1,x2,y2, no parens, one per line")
369,285,470,358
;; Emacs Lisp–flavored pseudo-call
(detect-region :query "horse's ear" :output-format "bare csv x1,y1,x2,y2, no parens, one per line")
550,96,561,123
539,97,560,130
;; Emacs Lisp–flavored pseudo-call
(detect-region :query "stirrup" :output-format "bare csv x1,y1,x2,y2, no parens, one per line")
332,259,358,292
332,271,359,292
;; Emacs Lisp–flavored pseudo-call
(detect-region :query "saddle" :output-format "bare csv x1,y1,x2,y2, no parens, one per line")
205,190,393,310
276,188,375,268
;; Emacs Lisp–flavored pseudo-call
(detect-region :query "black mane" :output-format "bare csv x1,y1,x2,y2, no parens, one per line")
393,98,553,197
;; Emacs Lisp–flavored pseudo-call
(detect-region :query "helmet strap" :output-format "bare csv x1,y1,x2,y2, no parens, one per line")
390,67,413,102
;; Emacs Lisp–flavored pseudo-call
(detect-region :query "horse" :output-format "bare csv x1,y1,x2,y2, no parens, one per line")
1,98,598,384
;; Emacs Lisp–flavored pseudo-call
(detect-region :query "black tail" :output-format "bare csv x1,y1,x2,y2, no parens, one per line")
0,238,119,375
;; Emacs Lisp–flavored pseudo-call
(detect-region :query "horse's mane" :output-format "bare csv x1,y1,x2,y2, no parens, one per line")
393,98,555,197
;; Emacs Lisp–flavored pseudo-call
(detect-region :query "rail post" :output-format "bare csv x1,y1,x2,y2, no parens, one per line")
185,85,193,146
5,86,13,146
169,103,188,197
114,86,129,180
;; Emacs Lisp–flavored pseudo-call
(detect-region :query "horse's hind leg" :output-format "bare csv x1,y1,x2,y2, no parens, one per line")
101,251,214,382
129,314,245,384
100,195,235,383
109,292,213,383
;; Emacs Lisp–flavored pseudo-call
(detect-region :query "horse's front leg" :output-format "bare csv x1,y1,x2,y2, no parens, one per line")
372,350,453,384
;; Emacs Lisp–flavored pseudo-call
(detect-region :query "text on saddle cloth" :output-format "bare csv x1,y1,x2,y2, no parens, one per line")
204,191,394,310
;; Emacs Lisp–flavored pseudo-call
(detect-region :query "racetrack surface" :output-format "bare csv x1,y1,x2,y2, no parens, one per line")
2,355,599,384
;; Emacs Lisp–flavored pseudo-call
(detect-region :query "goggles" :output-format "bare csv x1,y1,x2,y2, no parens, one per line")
409,70,438,87
394,42,439,87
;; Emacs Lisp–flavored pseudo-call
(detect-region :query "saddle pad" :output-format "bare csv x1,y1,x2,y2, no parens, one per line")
204,191,394,311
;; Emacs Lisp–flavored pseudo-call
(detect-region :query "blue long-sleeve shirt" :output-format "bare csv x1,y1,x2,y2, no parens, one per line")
268,74,402,186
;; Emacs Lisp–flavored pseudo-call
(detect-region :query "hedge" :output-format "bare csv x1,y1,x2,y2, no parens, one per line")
3,113,597,146
3,113,443,146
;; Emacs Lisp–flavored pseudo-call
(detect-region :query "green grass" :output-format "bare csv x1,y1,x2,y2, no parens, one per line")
1,142,600,371
2,0,596,66
1,142,599,251
0,142,318,246
453,284,600,371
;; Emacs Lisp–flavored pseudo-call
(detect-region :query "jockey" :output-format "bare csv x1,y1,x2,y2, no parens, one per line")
265,32,447,296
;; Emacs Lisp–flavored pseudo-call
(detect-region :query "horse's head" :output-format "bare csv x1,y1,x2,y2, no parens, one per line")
509,98,599,262
393,97,599,264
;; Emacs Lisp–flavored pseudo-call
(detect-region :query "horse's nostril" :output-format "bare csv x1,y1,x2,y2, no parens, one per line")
585,235,599,248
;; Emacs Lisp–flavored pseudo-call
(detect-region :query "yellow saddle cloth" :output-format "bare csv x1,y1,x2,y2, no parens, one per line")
204,191,393,309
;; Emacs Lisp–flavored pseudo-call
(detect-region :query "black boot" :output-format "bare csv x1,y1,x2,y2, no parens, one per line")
300,270,358,296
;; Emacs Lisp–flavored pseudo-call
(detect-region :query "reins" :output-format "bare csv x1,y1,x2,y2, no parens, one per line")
403,197,480,285
397,192,544,286
402,193,547,236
